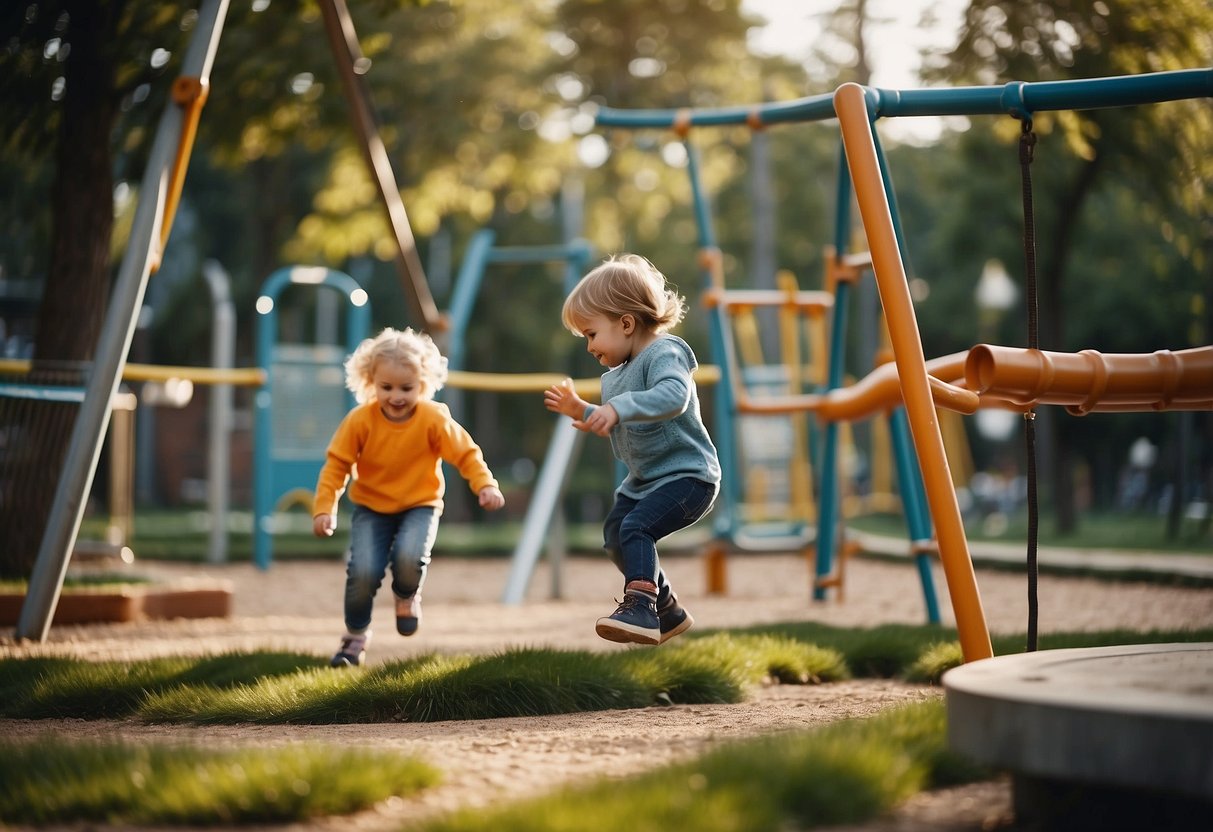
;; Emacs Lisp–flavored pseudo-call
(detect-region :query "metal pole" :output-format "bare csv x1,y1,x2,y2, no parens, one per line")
316,0,442,335
502,418,584,604
202,259,233,564
836,82,992,662
17,0,230,641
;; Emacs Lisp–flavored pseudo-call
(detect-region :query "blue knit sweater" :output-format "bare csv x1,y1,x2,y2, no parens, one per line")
584,335,721,499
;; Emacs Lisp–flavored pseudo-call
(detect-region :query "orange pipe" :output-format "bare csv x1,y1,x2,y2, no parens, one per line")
835,83,992,662
966,345,1213,414
735,350,1003,419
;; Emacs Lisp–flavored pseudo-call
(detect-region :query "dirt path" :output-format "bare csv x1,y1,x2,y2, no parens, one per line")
4,552,1212,831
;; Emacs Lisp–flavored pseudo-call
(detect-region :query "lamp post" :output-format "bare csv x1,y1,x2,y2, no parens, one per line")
975,258,1018,334
974,259,1019,443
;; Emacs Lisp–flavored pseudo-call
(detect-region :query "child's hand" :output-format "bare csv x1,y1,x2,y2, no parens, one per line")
579,403,619,436
543,379,586,420
313,514,335,537
478,486,505,511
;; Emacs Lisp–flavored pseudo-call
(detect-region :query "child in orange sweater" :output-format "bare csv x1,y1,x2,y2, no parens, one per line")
313,327,504,667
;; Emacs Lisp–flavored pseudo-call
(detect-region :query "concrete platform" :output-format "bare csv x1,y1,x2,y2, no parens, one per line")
944,642,1213,829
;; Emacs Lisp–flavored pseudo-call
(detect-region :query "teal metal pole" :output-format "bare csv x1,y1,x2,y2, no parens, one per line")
683,139,739,541
888,407,942,624
813,142,857,600
813,280,850,600
596,69,1213,130
446,229,496,372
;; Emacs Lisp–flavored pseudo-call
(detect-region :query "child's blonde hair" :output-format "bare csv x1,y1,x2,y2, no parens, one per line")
561,253,687,336
344,327,448,404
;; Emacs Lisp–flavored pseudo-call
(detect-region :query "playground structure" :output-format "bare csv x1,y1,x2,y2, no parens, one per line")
594,103,948,625
4,6,1208,821
253,266,371,569
3,0,1206,672
596,69,1213,819
596,67,1213,664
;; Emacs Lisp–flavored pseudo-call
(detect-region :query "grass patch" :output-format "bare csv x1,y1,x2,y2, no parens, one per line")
5,627,1209,721
699,621,1213,684
0,651,322,719
0,736,438,825
420,698,986,832
0,572,154,593
5,627,1209,827
1,634,846,723
849,509,1212,554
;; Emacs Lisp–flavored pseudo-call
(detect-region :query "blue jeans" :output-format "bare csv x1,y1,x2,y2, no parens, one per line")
603,477,717,608
343,504,440,634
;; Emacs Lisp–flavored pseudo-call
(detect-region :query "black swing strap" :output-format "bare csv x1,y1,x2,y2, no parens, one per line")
1018,117,1040,653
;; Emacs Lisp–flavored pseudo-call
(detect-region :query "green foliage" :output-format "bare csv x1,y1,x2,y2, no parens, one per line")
0,736,438,825
905,641,965,684
423,699,980,832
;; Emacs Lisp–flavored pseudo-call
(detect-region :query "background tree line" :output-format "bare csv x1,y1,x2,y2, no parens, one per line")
1,0,1209,577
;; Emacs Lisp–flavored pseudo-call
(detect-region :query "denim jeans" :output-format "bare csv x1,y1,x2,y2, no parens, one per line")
343,503,440,634
603,477,717,608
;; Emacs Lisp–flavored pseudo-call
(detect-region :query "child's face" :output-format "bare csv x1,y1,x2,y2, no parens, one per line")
577,313,635,368
372,359,422,422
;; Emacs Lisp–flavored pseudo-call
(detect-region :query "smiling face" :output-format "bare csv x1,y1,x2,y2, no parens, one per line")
576,313,636,368
372,358,422,422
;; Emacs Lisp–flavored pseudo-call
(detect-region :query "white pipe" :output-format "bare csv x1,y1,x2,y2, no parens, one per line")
501,418,583,604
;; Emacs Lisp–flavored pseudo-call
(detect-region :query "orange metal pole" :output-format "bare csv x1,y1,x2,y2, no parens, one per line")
151,75,210,273
834,83,993,662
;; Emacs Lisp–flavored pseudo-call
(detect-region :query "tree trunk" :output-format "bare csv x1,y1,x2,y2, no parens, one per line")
0,0,118,578
1039,151,1103,536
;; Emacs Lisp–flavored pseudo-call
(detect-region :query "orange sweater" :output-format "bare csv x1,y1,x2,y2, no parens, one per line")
312,399,498,517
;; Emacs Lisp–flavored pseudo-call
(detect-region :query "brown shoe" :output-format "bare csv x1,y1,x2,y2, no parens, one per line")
395,595,421,636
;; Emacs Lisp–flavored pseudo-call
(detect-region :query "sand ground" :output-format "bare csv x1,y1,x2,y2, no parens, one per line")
3,550,1212,831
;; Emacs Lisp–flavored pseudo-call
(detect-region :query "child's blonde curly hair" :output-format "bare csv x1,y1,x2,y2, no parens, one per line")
561,253,687,336
344,327,448,404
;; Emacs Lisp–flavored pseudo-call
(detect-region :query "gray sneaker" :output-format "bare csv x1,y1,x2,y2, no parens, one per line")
330,632,369,667
596,592,660,645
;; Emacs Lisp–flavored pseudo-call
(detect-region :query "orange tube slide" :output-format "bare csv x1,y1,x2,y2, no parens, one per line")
967,345,1213,414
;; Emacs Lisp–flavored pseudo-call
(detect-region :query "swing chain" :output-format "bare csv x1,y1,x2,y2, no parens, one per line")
1017,114,1040,654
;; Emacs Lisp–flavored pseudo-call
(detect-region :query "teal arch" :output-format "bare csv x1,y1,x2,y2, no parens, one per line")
253,266,371,570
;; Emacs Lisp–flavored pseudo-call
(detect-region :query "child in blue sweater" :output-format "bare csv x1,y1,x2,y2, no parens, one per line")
544,254,721,645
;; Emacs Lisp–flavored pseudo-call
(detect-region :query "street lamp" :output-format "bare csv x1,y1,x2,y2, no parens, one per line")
975,258,1018,320
974,259,1019,442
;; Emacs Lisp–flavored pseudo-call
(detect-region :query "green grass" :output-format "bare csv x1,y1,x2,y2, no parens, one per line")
849,509,1212,554
0,737,438,825
75,511,700,562
420,698,986,832
0,634,847,723
0,572,153,593
6,627,1210,722
6,626,1211,828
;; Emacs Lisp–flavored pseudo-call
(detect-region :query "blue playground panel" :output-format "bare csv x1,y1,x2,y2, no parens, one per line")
253,266,371,569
